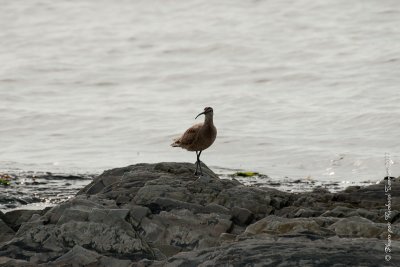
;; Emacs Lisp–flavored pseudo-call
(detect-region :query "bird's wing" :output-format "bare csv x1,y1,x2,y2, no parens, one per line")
176,123,203,146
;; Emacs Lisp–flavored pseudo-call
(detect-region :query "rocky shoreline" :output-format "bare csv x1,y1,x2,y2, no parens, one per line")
0,172,94,211
0,162,399,266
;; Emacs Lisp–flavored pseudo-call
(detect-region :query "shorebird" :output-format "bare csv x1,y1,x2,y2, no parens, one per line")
171,107,217,176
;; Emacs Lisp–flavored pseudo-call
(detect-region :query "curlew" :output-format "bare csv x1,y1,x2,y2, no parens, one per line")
171,107,217,176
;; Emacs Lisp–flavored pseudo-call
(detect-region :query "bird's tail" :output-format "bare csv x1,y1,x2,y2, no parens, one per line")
171,138,181,147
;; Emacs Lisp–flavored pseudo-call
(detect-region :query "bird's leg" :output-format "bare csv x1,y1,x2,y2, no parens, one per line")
198,150,203,175
194,151,199,175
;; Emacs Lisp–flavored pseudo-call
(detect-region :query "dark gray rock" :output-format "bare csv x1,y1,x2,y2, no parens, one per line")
215,186,276,218
244,215,335,238
202,203,230,215
48,245,133,267
328,216,399,239
124,204,151,227
0,219,14,243
0,211,6,224
3,209,45,231
0,257,34,267
0,196,156,264
164,237,400,266
139,209,232,256
231,207,254,226
116,195,131,205
1,163,398,266
294,208,324,218
321,206,379,222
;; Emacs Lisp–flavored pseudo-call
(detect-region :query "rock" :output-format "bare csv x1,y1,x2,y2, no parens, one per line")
321,206,379,221
215,186,277,217
125,204,151,227
294,208,323,218
139,209,232,256
311,216,340,228
1,163,398,266
0,256,34,267
0,219,14,243
3,209,45,231
334,178,400,210
202,203,230,215
44,196,111,224
48,245,132,267
0,212,6,224
231,207,254,226
84,179,105,195
116,195,131,205
79,163,219,197
56,208,89,225
52,245,104,266
328,216,400,239
273,206,298,218
0,196,156,263
390,210,400,224
145,197,204,214
165,237,400,266
244,216,335,238
219,233,237,243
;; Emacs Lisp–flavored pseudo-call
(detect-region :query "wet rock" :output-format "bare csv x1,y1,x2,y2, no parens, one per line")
1,163,398,266
244,216,335,238
45,197,109,224
202,203,230,215
164,237,400,266
3,209,46,231
124,204,151,227
0,196,155,264
231,207,254,226
0,211,6,224
273,206,298,218
390,210,400,224
321,206,380,222
116,195,131,205
328,216,400,239
215,186,276,218
335,178,400,210
48,245,133,267
0,219,14,243
294,208,323,218
0,256,34,267
311,216,340,228
139,209,232,256
219,233,237,243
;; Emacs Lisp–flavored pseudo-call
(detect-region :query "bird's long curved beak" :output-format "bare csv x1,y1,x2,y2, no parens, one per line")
195,111,205,119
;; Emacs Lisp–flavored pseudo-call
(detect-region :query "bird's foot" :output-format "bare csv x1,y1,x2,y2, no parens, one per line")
194,160,202,176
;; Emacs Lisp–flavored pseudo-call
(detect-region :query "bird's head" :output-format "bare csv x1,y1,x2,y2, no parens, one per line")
195,107,213,119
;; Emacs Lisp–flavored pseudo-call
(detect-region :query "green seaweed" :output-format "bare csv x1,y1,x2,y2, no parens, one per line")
0,174,12,186
0,178,10,186
235,171,259,177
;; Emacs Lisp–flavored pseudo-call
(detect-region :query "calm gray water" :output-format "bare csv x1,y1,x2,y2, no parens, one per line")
1,0,399,184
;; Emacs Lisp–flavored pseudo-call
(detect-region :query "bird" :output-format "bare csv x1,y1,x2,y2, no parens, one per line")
171,107,217,176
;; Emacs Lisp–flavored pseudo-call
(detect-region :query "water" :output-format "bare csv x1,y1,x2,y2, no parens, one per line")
0,171,93,211
1,0,400,187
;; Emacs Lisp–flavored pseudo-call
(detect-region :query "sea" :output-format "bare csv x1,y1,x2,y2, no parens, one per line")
1,0,400,210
